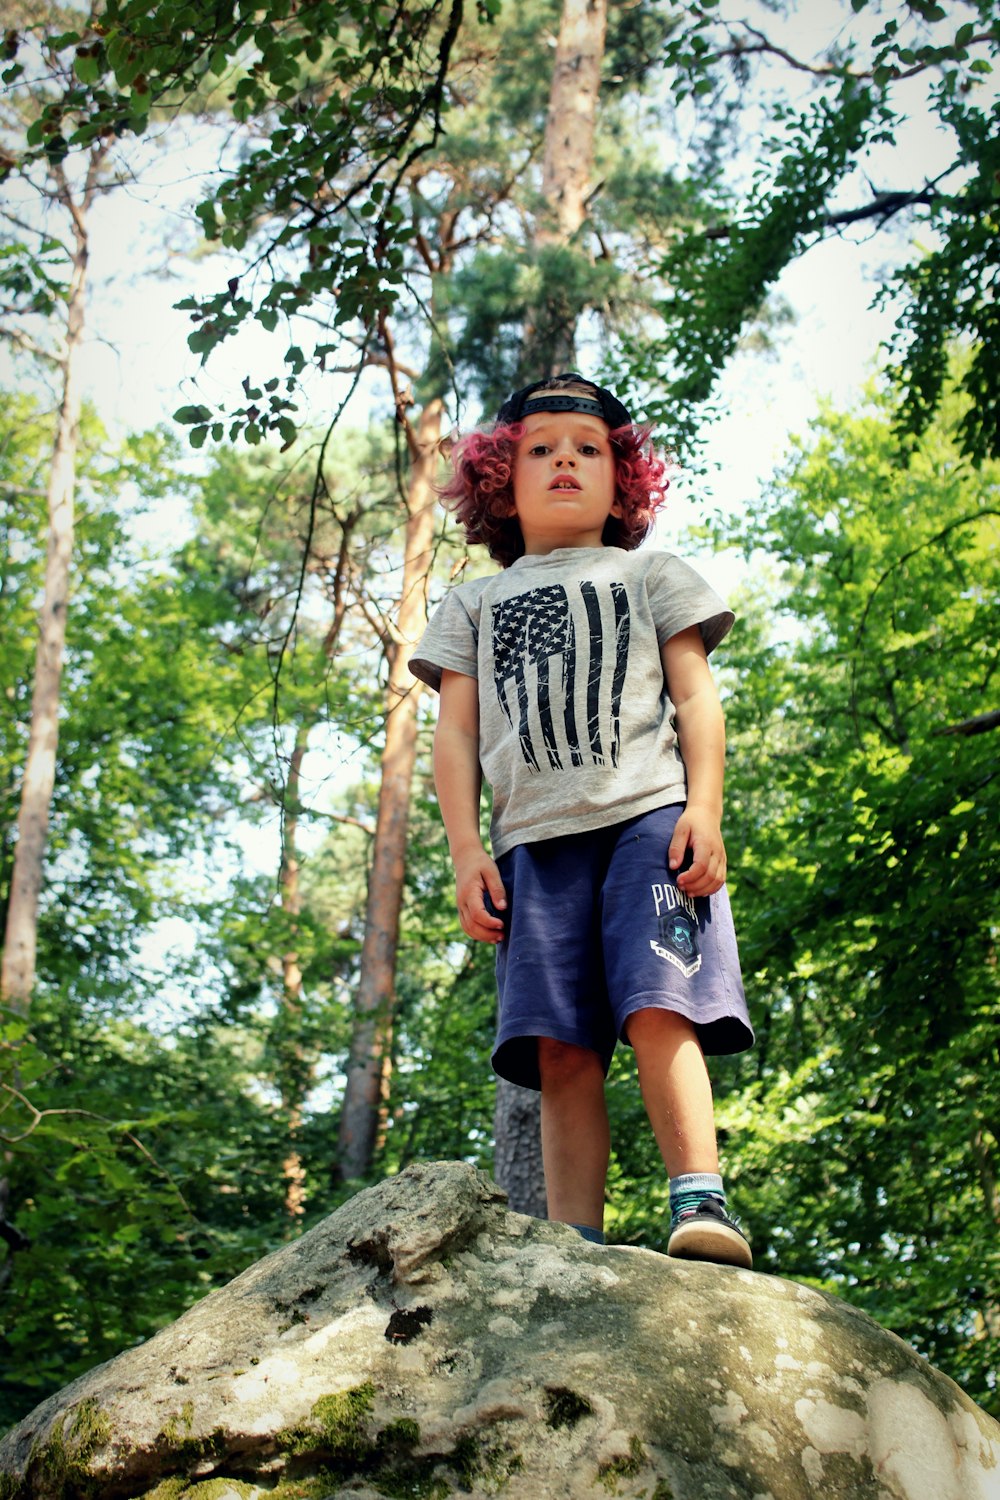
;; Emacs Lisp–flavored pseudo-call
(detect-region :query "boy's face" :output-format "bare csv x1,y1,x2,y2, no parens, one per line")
510,411,620,555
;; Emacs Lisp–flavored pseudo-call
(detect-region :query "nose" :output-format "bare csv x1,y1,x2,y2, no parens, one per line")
553,447,576,467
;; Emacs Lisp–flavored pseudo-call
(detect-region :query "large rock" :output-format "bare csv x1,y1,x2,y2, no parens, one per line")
1,1161,998,1500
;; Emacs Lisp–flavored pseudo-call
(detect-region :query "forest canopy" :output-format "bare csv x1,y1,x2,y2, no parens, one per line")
3,0,998,453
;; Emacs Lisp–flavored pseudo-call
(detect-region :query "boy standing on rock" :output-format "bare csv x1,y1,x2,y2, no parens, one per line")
410,373,753,1267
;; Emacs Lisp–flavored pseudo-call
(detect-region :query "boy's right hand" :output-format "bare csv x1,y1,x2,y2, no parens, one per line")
453,846,507,944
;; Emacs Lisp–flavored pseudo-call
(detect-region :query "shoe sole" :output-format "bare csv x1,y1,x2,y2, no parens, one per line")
667,1220,753,1270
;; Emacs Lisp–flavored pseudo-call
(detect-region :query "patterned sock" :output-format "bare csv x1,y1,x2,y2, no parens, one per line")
669,1172,726,1227
569,1223,606,1245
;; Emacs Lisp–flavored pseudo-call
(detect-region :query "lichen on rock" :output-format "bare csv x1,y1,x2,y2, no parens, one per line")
0,1161,998,1500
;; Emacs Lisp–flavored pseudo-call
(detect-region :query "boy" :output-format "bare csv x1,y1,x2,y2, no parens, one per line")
409,373,753,1267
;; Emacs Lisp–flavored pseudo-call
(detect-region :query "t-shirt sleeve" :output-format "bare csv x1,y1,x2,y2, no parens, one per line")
648,553,735,654
408,586,480,692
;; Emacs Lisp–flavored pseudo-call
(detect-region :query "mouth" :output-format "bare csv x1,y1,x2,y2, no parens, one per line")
549,478,581,491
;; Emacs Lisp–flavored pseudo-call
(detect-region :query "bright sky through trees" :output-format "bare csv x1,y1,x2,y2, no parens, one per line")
0,0,976,882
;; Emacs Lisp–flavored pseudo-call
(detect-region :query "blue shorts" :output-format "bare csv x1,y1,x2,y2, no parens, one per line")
490,804,753,1090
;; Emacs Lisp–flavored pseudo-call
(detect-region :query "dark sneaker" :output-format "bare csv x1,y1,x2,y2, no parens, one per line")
667,1196,753,1269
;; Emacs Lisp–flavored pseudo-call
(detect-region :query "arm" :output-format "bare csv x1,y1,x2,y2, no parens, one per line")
434,669,507,943
660,626,727,898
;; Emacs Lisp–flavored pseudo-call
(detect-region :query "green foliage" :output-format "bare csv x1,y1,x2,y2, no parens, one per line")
0,235,65,319
0,395,348,1430
442,244,624,409
4,0,471,446
5,0,999,461
626,1,1000,460
0,405,253,993
0,1001,290,1426
5,0,460,159
680,373,999,1413
632,77,877,449
883,88,1000,465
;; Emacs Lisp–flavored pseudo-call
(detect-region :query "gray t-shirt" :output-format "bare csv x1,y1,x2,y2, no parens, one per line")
409,545,734,858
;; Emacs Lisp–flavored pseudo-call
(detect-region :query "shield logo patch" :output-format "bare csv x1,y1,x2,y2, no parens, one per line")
650,908,702,979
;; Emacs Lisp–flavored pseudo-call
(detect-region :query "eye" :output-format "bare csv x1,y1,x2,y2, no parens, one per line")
527,443,550,456
580,443,601,456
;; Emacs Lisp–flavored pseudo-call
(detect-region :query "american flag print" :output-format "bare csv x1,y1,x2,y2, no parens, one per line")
491,581,631,772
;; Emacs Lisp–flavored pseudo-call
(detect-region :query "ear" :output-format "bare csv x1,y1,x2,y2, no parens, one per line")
610,493,624,518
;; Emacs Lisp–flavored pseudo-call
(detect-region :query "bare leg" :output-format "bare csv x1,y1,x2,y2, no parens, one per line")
625,1008,719,1177
625,1008,751,1267
537,1038,610,1230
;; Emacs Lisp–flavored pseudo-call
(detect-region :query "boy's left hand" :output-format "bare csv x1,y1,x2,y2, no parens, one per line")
668,805,727,898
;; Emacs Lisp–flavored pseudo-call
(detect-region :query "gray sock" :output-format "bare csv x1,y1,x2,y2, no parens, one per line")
669,1172,725,1225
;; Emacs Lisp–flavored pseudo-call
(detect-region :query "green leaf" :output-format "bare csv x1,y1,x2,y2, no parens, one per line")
74,52,102,85
172,404,214,425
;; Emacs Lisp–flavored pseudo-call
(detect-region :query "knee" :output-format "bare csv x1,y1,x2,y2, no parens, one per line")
625,1006,698,1050
538,1037,603,1091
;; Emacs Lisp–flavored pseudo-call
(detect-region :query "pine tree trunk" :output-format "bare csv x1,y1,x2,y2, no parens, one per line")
0,176,89,1015
278,724,311,1222
519,0,608,378
540,0,607,244
494,0,608,1215
335,397,442,1181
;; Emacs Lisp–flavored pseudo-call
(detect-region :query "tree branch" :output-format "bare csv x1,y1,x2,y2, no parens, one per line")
319,810,376,837
0,325,62,365
703,22,996,85
377,308,421,461
934,709,1000,738
706,28,848,79
704,187,943,241
0,1084,195,1216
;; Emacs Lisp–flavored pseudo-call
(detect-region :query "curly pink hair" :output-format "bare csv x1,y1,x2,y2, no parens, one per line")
439,420,669,567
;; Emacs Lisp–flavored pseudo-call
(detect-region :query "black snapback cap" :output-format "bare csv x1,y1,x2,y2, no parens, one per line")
495,372,633,430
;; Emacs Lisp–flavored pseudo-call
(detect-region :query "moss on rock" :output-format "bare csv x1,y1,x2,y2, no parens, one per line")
14,1398,114,1500
277,1383,377,1463
160,1403,196,1446
598,1434,647,1493
543,1387,594,1431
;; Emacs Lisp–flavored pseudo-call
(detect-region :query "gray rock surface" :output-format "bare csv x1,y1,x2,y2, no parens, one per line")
1,1160,998,1500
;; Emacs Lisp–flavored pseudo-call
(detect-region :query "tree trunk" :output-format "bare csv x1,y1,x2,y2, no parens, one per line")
335,397,442,1182
493,1082,548,1218
277,723,311,1222
519,0,608,378
540,0,607,245
494,0,608,1215
0,174,90,1015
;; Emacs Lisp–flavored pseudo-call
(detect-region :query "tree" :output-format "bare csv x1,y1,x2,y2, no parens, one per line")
0,25,114,1007
629,0,1000,461
335,388,443,1181
182,426,398,1208
7,0,995,466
